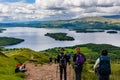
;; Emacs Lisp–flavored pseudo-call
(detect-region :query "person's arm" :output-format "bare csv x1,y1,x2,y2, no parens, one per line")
82,54,86,62
19,66,23,71
73,54,76,63
57,54,60,63
65,55,68,61
93,58,100,70
65,55,70,64
109,58,111,74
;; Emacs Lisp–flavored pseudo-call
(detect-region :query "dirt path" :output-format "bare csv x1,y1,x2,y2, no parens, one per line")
25,63,74,80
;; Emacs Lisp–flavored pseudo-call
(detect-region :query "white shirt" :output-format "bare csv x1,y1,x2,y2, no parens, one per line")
94,58,100,70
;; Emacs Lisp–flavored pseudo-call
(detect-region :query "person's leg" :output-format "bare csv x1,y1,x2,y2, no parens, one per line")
75,65,79,80
79,71,81,80
68,60,70,65
64,66,67,80
78,66,83,80
102,75,105,80
60,66,63,80
104,75,109,80
98,75,104,80
98,74,100,80
107,75,110,80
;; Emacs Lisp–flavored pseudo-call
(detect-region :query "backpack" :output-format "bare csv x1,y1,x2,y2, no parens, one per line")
59,54,67,67
15,67,20,73
75,54,85,65
67,54,71,60
98,56,111,75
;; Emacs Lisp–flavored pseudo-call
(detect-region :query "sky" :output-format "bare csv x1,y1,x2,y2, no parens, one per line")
0,0,120,22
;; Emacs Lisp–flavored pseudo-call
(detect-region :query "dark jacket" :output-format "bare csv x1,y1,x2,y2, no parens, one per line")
57,53,69,66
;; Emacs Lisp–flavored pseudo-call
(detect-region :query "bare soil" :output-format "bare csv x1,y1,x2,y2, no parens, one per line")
25,63,74,80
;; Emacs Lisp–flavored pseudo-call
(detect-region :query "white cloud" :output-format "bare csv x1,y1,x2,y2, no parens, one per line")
0,0,120,22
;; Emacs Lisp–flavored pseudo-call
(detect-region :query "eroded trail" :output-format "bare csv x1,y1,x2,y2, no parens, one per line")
25,63,74,80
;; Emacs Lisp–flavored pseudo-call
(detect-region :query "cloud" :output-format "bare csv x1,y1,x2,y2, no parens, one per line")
0,0,120,22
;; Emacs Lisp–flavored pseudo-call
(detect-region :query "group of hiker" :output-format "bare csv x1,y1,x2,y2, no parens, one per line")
15,47,111,80
49,47,111,80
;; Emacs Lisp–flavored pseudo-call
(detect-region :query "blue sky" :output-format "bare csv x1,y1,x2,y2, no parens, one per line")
0,0,120,22
0,0,35,3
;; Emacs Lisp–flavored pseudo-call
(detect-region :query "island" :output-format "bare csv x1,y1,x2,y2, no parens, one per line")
45,33,75,41
0,37,24,46
74,29,105,33
107,31,118,34
0,29,6,33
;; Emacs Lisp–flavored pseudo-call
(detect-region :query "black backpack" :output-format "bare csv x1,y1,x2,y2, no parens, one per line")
98,56,111,75
59,54,67,67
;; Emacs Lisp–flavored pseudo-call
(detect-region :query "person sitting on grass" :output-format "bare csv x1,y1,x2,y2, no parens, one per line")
19,63,27,72
15,63,27,73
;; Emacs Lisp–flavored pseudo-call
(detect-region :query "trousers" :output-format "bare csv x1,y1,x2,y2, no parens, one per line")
74,65,83,80
98,75,109,80
60,65,67,80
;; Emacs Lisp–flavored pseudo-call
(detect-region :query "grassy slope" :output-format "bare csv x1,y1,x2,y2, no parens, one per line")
0,43,120,80
0,52,24,80
41,17,120,26
80,17,120,23
0,48,49,80
6,48,49,64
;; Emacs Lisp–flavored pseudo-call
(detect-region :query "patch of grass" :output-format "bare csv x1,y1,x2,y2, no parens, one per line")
7,48,49,64
0,53,24,80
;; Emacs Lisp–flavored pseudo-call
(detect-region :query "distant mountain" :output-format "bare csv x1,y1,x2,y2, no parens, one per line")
0,16,120,31
103,15,120,19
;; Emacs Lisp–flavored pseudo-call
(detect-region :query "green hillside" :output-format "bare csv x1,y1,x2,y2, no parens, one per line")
0,48,49,80
0,52,24,80
30,17,120,31
0,43,120,80
0,17,120,32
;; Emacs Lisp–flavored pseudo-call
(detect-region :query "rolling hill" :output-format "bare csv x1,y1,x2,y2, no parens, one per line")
0,17,120,31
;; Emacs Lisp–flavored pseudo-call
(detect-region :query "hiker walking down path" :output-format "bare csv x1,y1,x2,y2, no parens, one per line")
73,47,86,80
94,49,111,80
67,54,71,65
57,48,69,80
49,57,53,64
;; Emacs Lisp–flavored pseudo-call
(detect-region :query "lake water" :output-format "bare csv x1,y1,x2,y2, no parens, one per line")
0,27,120,51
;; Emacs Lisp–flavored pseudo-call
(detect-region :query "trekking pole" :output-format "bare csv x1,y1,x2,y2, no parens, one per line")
56,64,59,80
69,64,71,80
